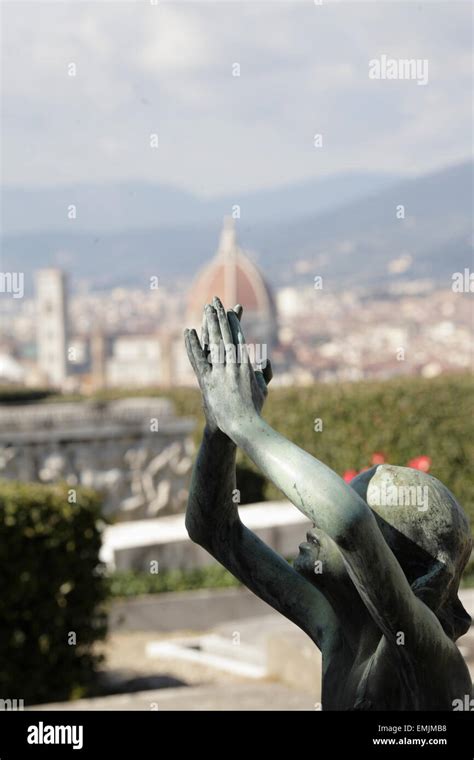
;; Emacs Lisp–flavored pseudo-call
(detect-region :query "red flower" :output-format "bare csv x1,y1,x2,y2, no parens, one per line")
371,452,385,465
343,469,358,483
407,455,431,472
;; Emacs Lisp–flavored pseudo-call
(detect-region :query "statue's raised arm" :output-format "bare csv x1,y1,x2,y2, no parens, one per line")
184,304,339,653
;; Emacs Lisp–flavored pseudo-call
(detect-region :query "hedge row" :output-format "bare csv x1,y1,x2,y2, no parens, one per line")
0,481,108,705
108,561,474,598
0,387,54,404
168,373,474,528
108,565,242,597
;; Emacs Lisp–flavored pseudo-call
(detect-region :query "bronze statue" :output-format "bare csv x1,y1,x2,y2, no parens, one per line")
184,297,472,710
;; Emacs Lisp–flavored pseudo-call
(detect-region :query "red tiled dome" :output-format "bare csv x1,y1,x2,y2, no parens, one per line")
188,218,276,333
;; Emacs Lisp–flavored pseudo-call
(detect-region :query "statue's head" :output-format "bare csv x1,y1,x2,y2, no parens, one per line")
296,464,472,641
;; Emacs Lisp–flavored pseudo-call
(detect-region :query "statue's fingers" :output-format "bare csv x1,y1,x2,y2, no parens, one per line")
254,369,268,397
233,304,243,321
213,297,236,363
205,304,224,366
228,310,246,347
262,358,273,386
201,310,210,349
188,329,211,376
205,304,221,344
184,330,199,378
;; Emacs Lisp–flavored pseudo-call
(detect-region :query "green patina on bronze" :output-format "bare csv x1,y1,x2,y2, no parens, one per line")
184,297,472,711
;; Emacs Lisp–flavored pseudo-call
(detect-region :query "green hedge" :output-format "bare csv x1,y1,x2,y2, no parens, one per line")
109,559,474,597
169,373,474,528
109,565,242,597
461,556,474,588
0,387,54,404
0,481,108,705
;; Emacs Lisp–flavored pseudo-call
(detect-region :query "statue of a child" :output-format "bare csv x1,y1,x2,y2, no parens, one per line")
184,297,472,710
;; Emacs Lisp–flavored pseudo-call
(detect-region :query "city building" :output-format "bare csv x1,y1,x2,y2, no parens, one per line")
36,268,68,389
105,334,163,388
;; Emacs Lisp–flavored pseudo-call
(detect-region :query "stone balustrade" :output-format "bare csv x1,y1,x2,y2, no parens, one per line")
0,398,195,520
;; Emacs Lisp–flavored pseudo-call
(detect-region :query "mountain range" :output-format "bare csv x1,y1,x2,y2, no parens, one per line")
1,171,398,235
1,161,471,295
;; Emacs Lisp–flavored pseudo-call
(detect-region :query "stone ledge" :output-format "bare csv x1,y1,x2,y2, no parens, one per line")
109,584,474,635
29,682,316,711
109,587,273,632
102,500,311,570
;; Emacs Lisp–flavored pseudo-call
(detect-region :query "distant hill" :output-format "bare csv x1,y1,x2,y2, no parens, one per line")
249,161,473,290
0,170,397,234
1,161,471,295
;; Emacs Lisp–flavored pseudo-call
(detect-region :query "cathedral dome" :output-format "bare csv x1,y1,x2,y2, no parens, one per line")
187,217,277,348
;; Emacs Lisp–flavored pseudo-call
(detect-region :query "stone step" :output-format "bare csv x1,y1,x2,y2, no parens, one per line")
145,635,266,679
101,500,311,571
30,682,316,711
110,585,474,635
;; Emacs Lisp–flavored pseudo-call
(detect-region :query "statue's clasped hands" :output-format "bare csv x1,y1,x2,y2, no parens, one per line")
184,296,272,440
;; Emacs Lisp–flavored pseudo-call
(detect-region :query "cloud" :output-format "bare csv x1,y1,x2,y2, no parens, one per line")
1,0,471,194
139,6,213,74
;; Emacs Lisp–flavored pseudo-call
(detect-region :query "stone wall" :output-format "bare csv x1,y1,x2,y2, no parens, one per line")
0,398,195,520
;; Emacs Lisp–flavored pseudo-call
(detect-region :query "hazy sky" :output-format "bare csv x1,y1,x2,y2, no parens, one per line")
1,0,472,196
